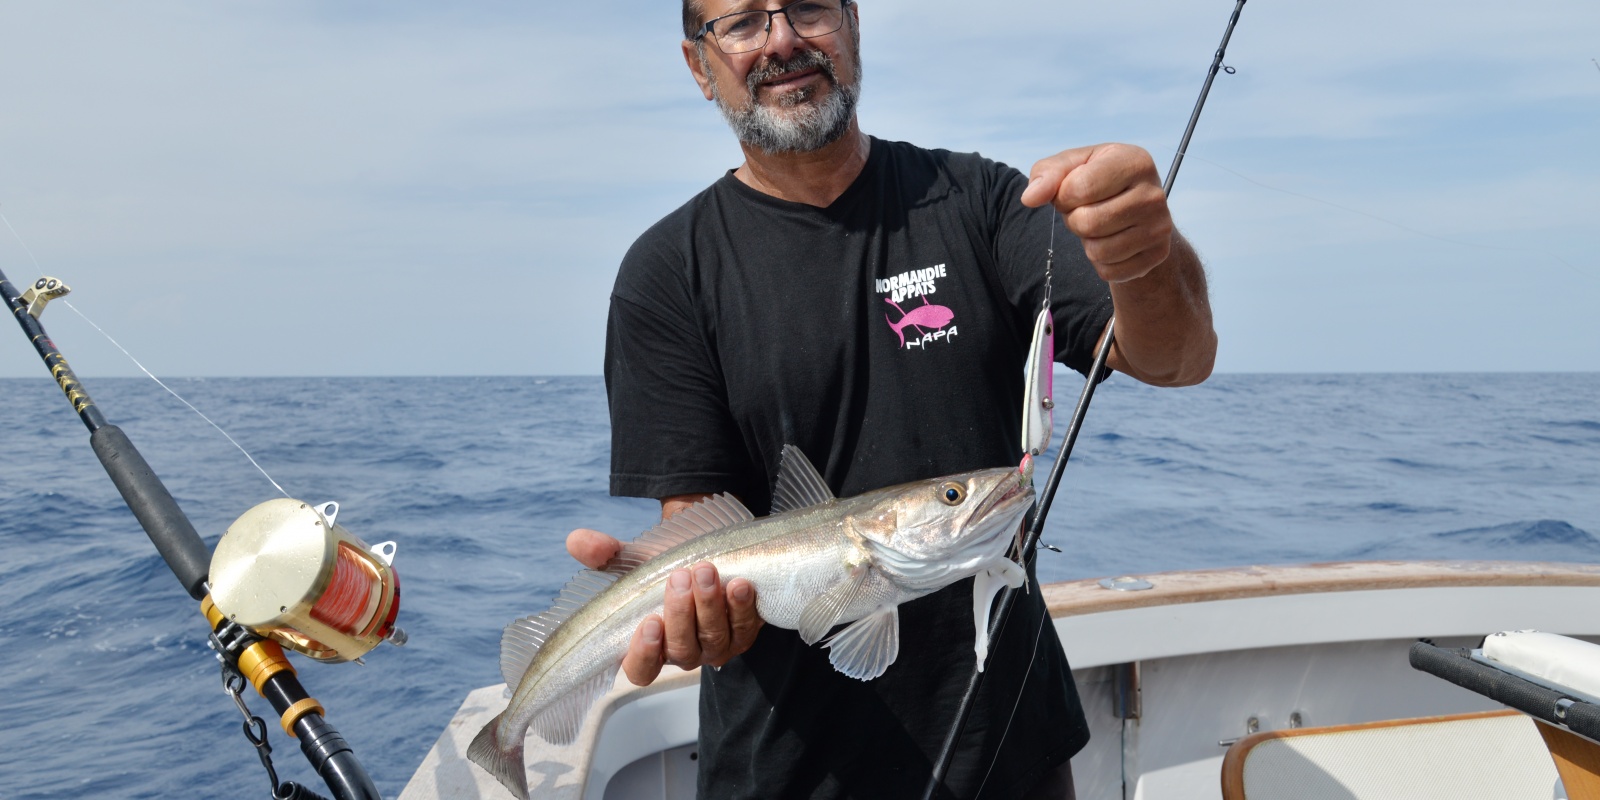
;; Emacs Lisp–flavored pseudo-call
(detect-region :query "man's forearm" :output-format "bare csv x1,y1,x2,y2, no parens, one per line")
1103,232,1216,387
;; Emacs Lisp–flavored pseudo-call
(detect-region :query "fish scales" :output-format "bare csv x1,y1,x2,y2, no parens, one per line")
506,501,862,725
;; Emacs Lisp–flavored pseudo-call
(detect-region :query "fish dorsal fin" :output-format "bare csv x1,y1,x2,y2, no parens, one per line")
499,569,621,687
770,445,835,515
602,492,754,575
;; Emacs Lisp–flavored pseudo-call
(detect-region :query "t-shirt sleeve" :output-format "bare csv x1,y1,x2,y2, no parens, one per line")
605,234,749,500
983,160,1114,377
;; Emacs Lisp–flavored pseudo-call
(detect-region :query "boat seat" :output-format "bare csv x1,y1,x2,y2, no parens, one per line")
1220,709,1563,799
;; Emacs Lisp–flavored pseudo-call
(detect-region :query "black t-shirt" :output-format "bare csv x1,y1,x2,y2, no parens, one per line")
606,138,1112,799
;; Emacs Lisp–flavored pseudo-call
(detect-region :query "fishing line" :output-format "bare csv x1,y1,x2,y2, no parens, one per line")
0,207,44,273
1173,150,1592,280
1,204,290,498
60,300,291,498
971,603,1051,798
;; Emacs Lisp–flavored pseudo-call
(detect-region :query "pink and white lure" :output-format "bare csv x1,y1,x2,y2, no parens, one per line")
1020,226,1057,458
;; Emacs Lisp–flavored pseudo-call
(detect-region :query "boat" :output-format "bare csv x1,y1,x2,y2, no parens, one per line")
400,559,1600,799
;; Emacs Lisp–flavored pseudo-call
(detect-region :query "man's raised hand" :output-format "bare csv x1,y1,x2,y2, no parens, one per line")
1021,143,1174,285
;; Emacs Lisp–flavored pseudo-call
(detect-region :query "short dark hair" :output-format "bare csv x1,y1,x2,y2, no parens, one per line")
682,0,702,40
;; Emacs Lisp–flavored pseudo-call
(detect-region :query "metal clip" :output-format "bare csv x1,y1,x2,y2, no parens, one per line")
20,276,70,319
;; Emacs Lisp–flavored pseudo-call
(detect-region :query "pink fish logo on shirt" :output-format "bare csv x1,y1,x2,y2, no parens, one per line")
884,297,955,347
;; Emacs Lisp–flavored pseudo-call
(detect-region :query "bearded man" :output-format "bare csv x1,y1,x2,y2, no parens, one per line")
566,1,1217,797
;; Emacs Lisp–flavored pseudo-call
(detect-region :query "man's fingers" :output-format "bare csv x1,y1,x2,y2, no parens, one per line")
1024,143,1161,212
566,528,623,570
1021,145,1097,208
690,563,733,666
1075,220,1172,276
661,569,702,668
725,578,764,658
623,615,666,686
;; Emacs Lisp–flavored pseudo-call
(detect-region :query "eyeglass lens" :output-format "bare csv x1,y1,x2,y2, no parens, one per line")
711,0,845,54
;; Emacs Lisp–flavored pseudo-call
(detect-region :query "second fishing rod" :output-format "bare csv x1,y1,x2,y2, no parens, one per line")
921,1,1248,796
2,267,400,800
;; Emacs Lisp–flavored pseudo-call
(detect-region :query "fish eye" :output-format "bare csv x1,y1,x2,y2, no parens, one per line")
939,482,965,505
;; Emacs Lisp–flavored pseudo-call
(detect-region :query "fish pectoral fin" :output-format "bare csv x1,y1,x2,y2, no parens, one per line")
971,560,1028,672
823,605,900,681
797,564,871,645
528,664,618,747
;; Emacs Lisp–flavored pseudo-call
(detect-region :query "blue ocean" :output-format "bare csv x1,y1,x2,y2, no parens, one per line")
1,373,1597,798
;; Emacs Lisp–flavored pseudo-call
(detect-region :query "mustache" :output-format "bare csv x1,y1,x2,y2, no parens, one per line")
745,48,837,95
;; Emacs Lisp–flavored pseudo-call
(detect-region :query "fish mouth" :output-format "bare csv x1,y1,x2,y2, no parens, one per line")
972,470,1029,525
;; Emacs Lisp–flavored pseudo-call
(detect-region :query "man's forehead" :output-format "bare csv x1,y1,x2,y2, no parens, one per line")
702,0,789,17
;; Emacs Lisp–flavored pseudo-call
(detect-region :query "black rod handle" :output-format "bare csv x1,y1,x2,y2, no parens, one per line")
259,671,383,800
295,715,383,800
90,424,212,600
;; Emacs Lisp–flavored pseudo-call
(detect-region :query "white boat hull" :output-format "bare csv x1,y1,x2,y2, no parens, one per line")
402,561,1600,799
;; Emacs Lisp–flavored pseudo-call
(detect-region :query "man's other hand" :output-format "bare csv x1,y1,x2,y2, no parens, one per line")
565,526,764,686
1021,143,1174,285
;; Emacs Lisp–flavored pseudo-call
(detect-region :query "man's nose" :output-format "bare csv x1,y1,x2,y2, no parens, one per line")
761,10,804,60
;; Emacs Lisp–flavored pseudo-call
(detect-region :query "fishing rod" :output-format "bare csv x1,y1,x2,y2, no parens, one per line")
922,2,1248,796
2,269,398,800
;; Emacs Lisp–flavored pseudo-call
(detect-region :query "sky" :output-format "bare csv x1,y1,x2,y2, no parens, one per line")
0,0,1595,378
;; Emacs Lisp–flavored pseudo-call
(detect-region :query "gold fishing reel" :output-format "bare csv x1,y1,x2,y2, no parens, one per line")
209,498,406,663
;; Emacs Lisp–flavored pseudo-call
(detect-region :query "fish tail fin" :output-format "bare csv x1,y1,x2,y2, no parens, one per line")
468,712,529,800
886,313,906,347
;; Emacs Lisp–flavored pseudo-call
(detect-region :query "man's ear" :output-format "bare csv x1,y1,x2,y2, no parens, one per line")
682,40,716,101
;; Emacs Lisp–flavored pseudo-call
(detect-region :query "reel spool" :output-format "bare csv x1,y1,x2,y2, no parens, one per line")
210,498,406,663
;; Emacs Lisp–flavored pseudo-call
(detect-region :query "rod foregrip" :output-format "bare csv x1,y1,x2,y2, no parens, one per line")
90,424,211,599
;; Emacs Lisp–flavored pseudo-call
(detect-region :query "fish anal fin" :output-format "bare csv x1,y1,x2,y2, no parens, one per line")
971,560,1028,672
529,664,618,746
797,563,869,645
603,493,754,575
468,711,529,800
770,445,836,515
824,606,900,681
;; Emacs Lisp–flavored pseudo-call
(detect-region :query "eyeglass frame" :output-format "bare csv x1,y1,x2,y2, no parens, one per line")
691,0,855,55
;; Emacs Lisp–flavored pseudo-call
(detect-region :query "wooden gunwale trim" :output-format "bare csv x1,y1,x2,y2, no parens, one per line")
1535,720,1600,800
1219,709,1521,799
1043,561,1600,618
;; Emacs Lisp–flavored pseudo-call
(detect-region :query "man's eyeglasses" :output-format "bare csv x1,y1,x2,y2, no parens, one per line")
693,0,852,55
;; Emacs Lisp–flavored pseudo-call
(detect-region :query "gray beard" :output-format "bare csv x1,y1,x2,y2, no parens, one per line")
705,47,862,155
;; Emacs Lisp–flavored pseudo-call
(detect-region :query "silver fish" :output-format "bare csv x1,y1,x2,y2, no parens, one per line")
469,446,1035,799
